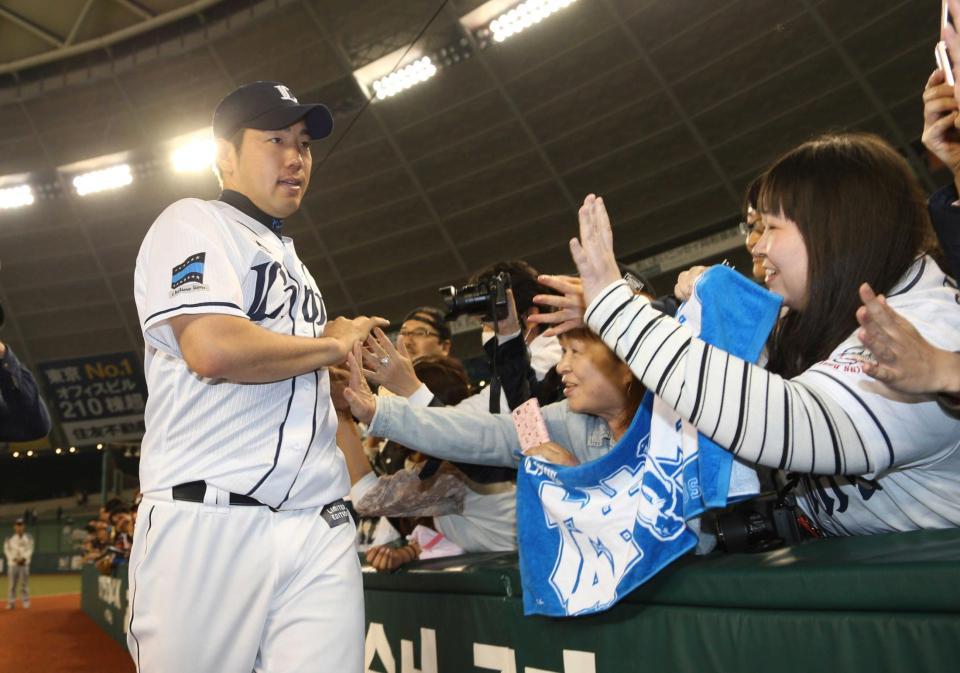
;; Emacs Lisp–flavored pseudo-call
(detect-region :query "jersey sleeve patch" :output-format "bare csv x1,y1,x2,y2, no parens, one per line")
171,252,206,289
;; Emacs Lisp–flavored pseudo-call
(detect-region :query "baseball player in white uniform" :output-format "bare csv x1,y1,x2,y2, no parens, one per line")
128,81,386,673
4,518,33,609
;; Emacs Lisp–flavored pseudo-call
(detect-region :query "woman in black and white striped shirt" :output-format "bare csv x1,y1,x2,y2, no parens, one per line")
538,134,960,536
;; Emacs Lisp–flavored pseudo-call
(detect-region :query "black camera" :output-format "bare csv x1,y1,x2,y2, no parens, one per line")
713,493,803,554
438,271,511,322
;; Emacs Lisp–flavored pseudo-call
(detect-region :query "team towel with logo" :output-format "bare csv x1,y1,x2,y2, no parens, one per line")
516,265,782,616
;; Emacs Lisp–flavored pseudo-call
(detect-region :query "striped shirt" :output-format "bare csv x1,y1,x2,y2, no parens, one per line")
585,256,960,535
134,198,348,510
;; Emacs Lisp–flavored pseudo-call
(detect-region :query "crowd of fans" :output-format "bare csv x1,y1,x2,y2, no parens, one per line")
335,60,960,570
81,495,139,573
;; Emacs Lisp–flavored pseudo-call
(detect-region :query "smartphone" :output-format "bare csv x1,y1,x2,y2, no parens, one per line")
939,1,956,86
512,398,551,453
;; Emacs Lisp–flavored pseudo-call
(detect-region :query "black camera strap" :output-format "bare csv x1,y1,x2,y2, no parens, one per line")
488,293,502,414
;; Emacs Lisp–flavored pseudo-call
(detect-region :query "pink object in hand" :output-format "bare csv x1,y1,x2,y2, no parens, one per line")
512,398,551,453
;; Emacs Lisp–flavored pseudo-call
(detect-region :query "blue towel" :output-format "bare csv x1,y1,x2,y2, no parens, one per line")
516,266,782,616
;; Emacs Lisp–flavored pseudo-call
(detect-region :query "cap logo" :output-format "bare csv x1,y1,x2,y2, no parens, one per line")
274,85,298,103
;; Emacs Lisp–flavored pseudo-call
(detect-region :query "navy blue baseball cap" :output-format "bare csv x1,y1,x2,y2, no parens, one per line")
213,81,334,140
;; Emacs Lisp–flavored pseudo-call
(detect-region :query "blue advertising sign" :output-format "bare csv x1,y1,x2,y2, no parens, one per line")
38,352,147,445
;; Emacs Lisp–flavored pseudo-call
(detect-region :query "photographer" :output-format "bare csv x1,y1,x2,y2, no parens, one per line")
364,260,563,414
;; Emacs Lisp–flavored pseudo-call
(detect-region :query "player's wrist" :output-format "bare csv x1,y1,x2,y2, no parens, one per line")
937,350,960,395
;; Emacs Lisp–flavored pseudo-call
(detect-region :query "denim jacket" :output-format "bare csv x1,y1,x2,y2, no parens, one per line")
368,395,615,467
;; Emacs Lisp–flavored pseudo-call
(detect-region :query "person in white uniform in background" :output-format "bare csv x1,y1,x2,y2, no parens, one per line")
5,518,33,610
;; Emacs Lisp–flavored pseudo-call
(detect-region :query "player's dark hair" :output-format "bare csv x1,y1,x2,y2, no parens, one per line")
759,133,940,378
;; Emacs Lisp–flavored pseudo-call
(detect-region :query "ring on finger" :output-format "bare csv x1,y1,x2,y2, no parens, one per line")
379,357,390,366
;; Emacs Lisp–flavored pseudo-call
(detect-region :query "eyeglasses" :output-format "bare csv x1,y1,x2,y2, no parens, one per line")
399,328,440,339
739,208,762,236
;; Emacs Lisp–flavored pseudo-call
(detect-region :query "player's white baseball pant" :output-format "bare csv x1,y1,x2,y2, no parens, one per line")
127,491,363,673
7,564,29,606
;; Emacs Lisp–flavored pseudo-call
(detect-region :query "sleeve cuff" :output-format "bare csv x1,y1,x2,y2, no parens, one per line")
407,383,435,408
929,183,960,209
584,279,640,334
368,394,397,438
497,329,522,345
142,301,247,331
350,471,379,503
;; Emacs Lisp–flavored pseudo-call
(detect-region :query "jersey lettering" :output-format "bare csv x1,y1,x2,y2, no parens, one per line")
540,467,645,615
248,261,297,323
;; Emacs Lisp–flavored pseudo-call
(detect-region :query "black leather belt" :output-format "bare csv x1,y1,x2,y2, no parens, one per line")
172,480,264,506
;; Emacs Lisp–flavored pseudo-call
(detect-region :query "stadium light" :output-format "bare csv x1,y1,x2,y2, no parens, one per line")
371,56,437,100
489,0,577,42
11,451,19,458
170,129,216,173
0,184,34,210
55,447,62,455
69,446,77,453
26,450,34,457
73,164,133,196
96,443,103,450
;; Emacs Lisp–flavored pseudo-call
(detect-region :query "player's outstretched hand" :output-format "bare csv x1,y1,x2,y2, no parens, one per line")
922,69,960,181
324,316,390,363
361,328,423,397
856,283,960,395
523,441,580,466
365,542,421,572
674,265,708,302
529,275,586,337
569,194,622,307
344,342,378,424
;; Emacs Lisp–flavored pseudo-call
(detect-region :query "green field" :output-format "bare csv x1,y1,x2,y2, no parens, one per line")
6,573,81,597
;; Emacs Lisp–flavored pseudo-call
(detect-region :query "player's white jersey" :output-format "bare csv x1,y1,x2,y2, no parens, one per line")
4,534,33,565
134,197,348,510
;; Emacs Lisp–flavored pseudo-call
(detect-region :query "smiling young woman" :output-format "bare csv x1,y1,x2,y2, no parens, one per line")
562,133,960,537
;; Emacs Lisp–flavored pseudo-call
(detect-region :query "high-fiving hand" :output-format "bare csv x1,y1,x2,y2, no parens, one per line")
343,342,378,425
359,328,422,398
569,194,622,307
856,283,960,395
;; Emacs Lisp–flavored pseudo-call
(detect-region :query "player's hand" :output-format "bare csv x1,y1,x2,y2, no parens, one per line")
365,542,420,572
343,342,378,424
673,265,708,302
328,366,352,412
569,194,622,307
856,283,960,395
360,328,423,398
922,69,960,183
529,275,586,337
323,316,390,362
523,441,580,466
